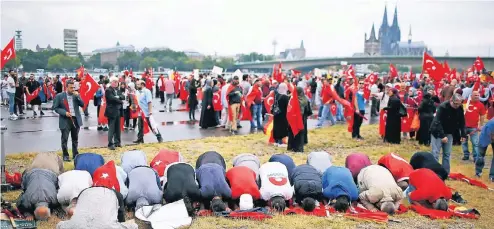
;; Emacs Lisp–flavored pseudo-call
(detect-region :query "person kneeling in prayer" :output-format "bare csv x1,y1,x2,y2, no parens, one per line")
56,170,92,216
56,186,137,229
226,166,261,210
195,151,232,212
121,150,148,174
163,162,201,204
259,162,294,212
345,152,372,183
410,152,449,181
322,166,359,212
268,154,296,178
17,152,64,220
378,152,414,190
126,166,163,210
405,168,451,211
232,153,261,182
357,165,404,214
291,164,323,212
307,151,332,175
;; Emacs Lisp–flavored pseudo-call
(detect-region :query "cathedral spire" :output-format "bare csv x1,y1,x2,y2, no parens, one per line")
408,25,412,43
300,40,304,49
391,5,399,28
381,5,389,28
370,23,377,41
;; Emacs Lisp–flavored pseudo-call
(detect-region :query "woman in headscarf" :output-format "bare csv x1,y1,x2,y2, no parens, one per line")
403,87,420,140
188,78,199,121
287,87,312,152
272,83,290,146
417,87,440,145
199,79,218,129
384,88,402,144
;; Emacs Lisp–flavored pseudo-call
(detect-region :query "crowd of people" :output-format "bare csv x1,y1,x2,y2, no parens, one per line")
12,149,461,227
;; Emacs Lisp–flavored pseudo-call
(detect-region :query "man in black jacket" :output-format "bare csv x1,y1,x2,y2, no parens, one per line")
55,75,63,94
228,76,242,134
309,77,317,105
429,93,466,175
105,76,124,150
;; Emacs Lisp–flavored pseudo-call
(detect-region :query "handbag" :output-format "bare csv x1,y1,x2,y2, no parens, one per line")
410,113,420,130
272,95,281,115
399,103,407,117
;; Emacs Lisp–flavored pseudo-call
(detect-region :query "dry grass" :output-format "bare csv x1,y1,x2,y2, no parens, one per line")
3,124,493,229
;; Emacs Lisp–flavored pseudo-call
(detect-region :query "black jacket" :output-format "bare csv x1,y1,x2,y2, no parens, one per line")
195,151,226,170
291,165,322,203
310,80,317,94
104,86,124,118
410,152,448,180
55,80,63,94
429,101,466,139
163,163,201,203
228,86,242,105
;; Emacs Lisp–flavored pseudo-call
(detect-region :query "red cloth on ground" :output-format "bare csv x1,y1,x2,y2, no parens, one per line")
377,153,414,182
448,205,480,219
345,206,388,223
4,169,22,188
283,202,327,217
410,204,453,219
449,173,490,190
226,166,261,200
92,161,120,192
150,150,181,177
409,169,452,203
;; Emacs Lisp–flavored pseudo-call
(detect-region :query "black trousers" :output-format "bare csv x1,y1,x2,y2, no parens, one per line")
371,97,379,115
159,91,165,103
14,101,23,115
352,111,364,138
61,118,79,158
108,117,121,146
189,104,197,120
137,116,162,141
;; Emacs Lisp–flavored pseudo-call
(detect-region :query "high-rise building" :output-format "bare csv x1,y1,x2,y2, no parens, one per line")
63,29,78,57
14,30,22,50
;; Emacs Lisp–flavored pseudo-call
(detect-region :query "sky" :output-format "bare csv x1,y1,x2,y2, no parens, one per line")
1,0,494,57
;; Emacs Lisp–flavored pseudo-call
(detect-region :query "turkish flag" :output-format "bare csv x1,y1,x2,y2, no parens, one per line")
423,52,445,82
330,103,337,116
213,90,222,111
62,77,68,91
264,91,275,114
305,87,312,99
410,68,415,81
179,80,188,102
76,66,85,78
245,84,261,107
141,110,150,134
92,161,120,192
363,79,370,100
474,56,485,72
151,149,181,177
401,108,414,133
0,38,16,69
79,73,99,110
240,102,252,121
286,87,304,136
98,98,108,124
443,61,450,75
346,65,356,79
367,72,378,84
25,88,40,103
379,110,387,136
472,76,481,92
448,68,457,82
389,64,399,79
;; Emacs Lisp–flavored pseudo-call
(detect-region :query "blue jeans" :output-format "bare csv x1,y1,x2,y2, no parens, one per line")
431,134,453,174
250,104,262,129
318,105,324,118
404,184,416,204
215,111,221,125
475,143,494,178
462,127,479,160
317,103,335,126
8,92,15,114
336,101,345,121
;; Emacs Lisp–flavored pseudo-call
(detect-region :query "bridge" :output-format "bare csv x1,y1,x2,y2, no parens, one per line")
235,56,494,71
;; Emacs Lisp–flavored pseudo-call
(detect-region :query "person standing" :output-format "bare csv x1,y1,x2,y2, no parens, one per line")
14,80,25,117
25,74,44,117
157,74,166,104
52,80,84,161
352,80,366,140
287,87,312,152
417,88,440,145
370,79,380,117
249,79,263,131
430,93,466,175
6,72,16,120
199,80,218,129
228,76,243,134
384,88,402,144
475,118,494,182
272,83,290,146
462,91,486,161
309,77,317,106
105,77,124,150
134,80,163,144
220,78,232,128
164,74,175,112
188,78,199,121
1,75,8,106
316,77,336,128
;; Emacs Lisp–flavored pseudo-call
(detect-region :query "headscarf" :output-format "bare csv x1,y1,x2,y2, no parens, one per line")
277,83,288,95
296,87,308,115
204,79,212,90
391,88,399,97
408,87,417,98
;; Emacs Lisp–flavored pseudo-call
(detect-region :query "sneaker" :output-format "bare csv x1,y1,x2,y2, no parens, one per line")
115,143,122,148
157,137,163,143
63,156,71,162
462,155,469,161
33,111,37,116
97,126,103,131
315,125,322,129
103,126,109,131
40,111,45,116
19,113,25,116
475,173,482,178
108,145,115,150
129,127,135,130
452,192,467,204
133,139,144,144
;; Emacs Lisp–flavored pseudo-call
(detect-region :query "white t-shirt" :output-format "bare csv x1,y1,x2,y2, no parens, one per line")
259,162,294,201
6,76,15,93
57,170,93,205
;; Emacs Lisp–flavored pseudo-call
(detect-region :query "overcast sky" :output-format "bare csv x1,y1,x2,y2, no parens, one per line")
1,0,493,57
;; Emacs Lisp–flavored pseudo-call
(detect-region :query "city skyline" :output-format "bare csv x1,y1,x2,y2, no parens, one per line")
2,0,494,57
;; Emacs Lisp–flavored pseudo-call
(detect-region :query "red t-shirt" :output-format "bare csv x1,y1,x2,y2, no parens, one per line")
226,166,261,200
409,169,452,203
464,101,486,128
321,84,333,104
378,153,413,182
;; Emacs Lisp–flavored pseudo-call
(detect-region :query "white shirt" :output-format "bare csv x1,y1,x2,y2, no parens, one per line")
221,83,230,109
57,170,93,205
6,76,15,93
370,84,379,96
259,162,294,201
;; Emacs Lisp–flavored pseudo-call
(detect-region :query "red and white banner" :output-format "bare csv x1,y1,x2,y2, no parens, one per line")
1,38,16,69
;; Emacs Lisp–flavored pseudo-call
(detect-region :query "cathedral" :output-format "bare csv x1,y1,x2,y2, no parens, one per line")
364,6,431,56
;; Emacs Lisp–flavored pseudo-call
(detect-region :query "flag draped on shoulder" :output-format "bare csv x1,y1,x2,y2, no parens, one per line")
264,91,275,114
286,87,304,136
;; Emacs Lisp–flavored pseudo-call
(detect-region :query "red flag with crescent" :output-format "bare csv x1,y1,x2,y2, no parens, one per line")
79,73,99,110
240,102,251,121
43,84,49,100
423,52,445,82
98,97,108,124
25,88,40,103
345,65,356,79
330,103,337,116
401,108,414,133
379,110,387,136
180,80,188,102
474,57,485,72
389,64,399,79
304,87,312,99
363,79,370,100
0,38,16,69
286,87,304,136
443,61,451,75
264,91,275,114
367,72,378,84
213,90,222,111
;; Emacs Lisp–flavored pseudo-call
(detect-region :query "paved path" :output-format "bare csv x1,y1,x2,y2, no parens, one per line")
0,97,379,155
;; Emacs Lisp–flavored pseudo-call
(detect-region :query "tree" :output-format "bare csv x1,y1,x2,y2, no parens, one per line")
237,52,274,62
159,56,176,69
77,52,86,67
117,51,140,70
47,54,80,71
87,53,101,69
201,56,215,69
139,56,159,70
397,65,410,72
216,58,235,70
102,62,114,70
411,66,422,74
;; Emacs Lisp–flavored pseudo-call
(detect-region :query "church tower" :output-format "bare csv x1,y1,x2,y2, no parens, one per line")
390,6,401,45
378,5,391,55
364,24,380,56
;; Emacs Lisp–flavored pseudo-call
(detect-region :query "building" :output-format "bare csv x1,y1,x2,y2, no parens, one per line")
141,46,169,52
183,50,205,60
14,30,23,50
363,6,430,56
93,42,135,66
63,29,78,57
391,26,432,56
81,52,93,61
279,40,306,60
35,44,52,52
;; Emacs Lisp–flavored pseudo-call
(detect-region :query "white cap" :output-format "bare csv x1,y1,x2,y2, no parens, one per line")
239,194,253,210
110,76,119,82
385,83,393,88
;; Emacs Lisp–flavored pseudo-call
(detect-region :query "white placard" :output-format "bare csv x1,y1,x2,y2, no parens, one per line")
193,69,199,80
314,68,322,77
212,66,223,75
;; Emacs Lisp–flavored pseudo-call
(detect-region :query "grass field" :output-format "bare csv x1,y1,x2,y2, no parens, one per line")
3,124,493,228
